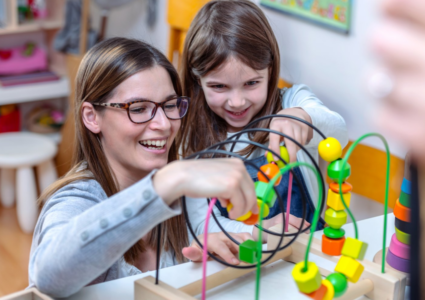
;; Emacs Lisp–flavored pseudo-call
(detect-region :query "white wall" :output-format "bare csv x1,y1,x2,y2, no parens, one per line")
92,0,406,158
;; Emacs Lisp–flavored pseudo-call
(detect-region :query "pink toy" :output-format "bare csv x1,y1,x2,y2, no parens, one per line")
388,233,409,260
0,44,47,75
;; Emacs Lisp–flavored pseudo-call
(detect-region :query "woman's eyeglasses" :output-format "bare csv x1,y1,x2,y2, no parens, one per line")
92,96,190,124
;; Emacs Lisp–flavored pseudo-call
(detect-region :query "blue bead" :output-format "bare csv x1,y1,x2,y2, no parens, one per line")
401,178,411,195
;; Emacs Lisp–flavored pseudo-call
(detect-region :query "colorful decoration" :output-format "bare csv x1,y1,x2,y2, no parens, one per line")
292,261,322,294
334,256,364,283
260,0,352,34
326,273,348,297
239,240,259,264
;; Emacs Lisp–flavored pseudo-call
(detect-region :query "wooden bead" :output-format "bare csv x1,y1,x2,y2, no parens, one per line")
227,203,252,221
324,208,347,229
292,261,322,294
322,235,346,256
318,137,342,162
401,178,411,195
265,146,290,169
327,159,351,182
395,217,411,234
255,181,277,207
239,239,258,264
258,163,282,185
393,199,410,222
303,283,328,300
335,256,364,283
386,248,410,273
341,237,368,260
395,227,410,245
329,182,353,194
243,213,259,225
399,190,410,208
324,227,345,239
326,273,348,297
321,279,335,300
327,189,351,211
257,199,270,218
389,234,410,260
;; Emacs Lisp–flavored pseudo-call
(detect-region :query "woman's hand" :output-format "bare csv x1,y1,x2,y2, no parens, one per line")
269,108,313,163
182,232,253,265
372,0,425,162
153,158,258,219
251,213,310,242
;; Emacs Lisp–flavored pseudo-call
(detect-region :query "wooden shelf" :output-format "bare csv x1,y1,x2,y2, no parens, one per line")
0,77,69,106
0,19,63,35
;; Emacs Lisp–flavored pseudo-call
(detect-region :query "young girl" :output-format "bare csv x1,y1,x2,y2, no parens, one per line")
178,0,348,227
28,38,260,298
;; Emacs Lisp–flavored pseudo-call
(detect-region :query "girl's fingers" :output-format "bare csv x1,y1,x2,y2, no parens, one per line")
283,126,298,163
182,245,203,262
210,240,240,265
268,129,283,161
289,214,310,230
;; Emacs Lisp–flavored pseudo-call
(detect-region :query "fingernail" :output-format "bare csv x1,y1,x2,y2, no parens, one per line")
232,258,240,264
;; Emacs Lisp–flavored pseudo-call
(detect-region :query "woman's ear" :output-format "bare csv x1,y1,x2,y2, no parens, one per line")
82,102,101,134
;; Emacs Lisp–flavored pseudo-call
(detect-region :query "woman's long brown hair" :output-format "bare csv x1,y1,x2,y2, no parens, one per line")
177,0,282,157
38,37,188,264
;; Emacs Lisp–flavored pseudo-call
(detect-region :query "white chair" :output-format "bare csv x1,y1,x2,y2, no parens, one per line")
0,132,58,233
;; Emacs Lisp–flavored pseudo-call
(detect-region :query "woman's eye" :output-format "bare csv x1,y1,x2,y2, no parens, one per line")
130,107,147,113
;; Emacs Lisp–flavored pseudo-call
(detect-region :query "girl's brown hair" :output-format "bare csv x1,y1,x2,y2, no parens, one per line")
38,37,188,264
177,0,282,157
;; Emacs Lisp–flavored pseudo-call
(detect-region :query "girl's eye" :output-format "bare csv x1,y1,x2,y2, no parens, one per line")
245,81,259,86
211,84,226,89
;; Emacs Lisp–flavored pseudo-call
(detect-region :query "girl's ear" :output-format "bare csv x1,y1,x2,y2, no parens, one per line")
82,102,101,134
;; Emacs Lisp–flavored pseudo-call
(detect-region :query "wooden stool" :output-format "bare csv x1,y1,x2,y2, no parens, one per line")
0,132,57,233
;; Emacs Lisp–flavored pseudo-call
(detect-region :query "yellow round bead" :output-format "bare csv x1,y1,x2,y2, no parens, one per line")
292,261,322,294
227,203,252,221
257,199,270,218
318,137,342,162
321,279,335,300
265,146,290,169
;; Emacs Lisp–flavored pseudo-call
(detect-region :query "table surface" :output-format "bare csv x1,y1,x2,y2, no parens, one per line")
65,214,407,300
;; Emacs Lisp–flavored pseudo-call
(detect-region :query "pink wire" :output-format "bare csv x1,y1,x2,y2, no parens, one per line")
285,172,293,232
202,197,217,300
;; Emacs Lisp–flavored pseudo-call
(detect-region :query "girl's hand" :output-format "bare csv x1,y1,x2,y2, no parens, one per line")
182,232,253,265
269,108,313,163
153,158,258,219
252,213,310,242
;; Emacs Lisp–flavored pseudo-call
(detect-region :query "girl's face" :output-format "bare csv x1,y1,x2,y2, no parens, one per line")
200,57,269,132
86,66,180,182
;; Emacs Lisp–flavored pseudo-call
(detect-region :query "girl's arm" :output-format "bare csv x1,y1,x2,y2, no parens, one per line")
269,84,348,161
30,173,179,298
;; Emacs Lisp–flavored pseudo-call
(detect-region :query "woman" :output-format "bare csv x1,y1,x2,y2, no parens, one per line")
28,37,259,298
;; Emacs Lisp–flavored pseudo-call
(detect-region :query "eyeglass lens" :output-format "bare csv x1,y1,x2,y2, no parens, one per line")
128,98,189,123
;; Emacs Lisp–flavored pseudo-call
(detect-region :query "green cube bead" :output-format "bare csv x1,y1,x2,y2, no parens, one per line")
324,227,345,239
399,190,410,208
255,181,277,207
327,159,351,182
239,240,259,264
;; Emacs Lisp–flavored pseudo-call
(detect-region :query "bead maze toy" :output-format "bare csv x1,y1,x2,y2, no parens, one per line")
134,115,408,300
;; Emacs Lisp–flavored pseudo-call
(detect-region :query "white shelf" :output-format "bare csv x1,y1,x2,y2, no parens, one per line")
0,77,69,105
0,19,64,35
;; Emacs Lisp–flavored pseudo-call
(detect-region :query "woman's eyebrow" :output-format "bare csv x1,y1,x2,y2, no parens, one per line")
122,94,178,103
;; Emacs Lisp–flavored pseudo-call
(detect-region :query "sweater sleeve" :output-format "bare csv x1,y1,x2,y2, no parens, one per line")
185,196,254,243
282,84,349,150
29,171,180,298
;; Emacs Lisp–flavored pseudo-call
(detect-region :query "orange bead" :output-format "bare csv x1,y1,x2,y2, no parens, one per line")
329,182,353,194
243,213,259,225
394,199,410,222
322,235,346,256
303,284,328,300
258,163,281,185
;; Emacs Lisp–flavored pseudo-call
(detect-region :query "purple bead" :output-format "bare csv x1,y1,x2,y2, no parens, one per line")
386,249,409,273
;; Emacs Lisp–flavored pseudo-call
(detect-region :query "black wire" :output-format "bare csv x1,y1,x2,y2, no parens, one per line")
155,223,161,285
242,114,327,140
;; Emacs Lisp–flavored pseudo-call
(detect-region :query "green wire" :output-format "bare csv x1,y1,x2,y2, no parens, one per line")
338,133,390,273
255,195,265,300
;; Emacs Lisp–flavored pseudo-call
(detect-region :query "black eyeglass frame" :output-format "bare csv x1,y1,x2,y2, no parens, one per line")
92,96,190,124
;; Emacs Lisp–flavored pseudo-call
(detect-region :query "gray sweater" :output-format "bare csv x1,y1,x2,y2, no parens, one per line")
28,170,253,298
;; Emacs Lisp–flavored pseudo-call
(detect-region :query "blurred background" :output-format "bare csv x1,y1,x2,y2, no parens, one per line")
0,0,406,296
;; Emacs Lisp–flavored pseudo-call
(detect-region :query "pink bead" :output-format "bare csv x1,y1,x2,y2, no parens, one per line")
389,234,410,260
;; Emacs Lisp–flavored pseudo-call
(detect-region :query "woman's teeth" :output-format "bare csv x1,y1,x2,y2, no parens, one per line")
140,140,166,149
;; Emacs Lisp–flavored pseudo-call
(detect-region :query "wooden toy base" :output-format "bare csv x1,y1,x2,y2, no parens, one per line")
373,248,410,286
135,224,408,300
0,288,53,300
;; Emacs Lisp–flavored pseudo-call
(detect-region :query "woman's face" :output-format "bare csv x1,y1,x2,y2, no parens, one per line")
88,66,180,182
199,57,269,132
